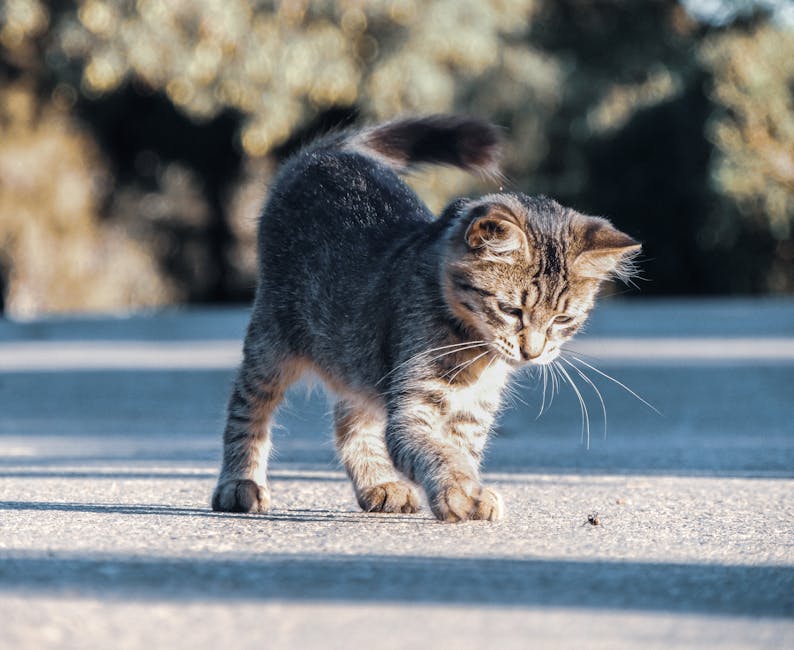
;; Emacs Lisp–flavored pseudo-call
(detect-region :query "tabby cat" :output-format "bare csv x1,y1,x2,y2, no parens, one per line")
211,115,640,522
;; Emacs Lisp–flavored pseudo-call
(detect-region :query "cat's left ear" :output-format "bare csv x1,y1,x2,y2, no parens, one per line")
464,203,527,255
573,218,641,280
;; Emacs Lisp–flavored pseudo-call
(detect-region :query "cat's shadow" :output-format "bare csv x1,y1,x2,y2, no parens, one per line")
0,500,428,523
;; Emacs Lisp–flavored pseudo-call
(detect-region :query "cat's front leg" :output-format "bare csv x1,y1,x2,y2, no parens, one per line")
432,471,504,523
434,411,503,522
385,399,503,523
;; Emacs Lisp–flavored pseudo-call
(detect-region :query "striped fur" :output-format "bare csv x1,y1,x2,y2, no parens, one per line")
211,115,639,522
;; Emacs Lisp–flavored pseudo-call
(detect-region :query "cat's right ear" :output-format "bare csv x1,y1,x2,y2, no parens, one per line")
464,204,526,256
573,218,641,282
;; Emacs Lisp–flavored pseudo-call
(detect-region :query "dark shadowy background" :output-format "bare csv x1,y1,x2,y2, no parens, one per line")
1,0,792,317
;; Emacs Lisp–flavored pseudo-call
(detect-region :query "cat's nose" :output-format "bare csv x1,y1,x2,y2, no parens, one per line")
522,331,546,360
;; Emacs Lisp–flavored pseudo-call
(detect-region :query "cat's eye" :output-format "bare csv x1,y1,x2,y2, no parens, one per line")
498,303,523,318
553,315,574,324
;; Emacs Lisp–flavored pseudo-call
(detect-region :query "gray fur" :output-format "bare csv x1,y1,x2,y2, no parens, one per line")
212,115,639,522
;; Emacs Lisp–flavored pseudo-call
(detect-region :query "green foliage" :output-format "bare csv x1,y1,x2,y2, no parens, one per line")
0,0,792,315
699,23,794,291
0,81,172,316
45,1,546,157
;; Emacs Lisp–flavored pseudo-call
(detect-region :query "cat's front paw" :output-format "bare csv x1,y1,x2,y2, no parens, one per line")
358,481,421,513
211,479,270,513
431,477,503,522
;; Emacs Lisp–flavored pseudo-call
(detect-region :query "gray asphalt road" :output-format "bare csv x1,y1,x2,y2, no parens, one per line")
0,299,792,649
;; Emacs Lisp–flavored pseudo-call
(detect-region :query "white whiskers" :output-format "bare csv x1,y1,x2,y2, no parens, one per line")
555,361,591,448
537,365,549,419
529,351,659,450
569,354,661,415
562,356,607,441
444,349,492,384
375,340,488,386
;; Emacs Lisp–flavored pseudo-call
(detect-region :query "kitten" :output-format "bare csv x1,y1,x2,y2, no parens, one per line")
211,115,640,522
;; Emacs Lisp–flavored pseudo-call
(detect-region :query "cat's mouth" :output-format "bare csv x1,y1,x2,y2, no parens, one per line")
528,346,560,366
492,340,560,366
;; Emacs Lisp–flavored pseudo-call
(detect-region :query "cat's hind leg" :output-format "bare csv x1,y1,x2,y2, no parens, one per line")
334,399,421,514
211,352,301,513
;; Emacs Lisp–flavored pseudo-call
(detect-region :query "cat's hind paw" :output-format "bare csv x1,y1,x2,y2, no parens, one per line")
211,479,270,513
432,479,503,523
358,481,421,514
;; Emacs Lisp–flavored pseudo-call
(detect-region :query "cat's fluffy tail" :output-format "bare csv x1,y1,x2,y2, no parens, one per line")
344,115,502,177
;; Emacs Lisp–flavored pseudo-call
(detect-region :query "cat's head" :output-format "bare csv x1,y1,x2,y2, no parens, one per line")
441,193,640,366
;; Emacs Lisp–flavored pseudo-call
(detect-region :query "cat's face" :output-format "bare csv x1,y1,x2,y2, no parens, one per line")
443,194,640,366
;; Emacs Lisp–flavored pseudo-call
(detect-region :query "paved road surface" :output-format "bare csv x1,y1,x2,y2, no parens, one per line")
0,299,792,649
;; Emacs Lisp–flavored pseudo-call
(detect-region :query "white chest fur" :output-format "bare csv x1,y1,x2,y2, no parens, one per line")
445,357,511,420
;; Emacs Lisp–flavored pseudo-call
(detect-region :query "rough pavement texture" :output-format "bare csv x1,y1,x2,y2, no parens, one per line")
0,299,792,649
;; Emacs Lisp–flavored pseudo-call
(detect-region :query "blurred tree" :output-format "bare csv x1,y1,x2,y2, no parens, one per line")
0,0,791,316
699,21,794,292
2,0,559,315
75,85,245,301
0,80,172,316
524,0,716,294
518,0,793,294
